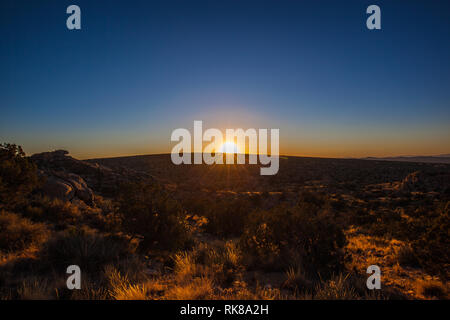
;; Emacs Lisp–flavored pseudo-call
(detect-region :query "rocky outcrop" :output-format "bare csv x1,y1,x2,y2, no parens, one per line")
55,172,94,203
37,168,93,204
31,150,153,200
398,170,450,193
40,174,75,201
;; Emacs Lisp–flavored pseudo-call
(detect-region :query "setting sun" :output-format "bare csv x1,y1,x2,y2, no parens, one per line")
219,141,240,154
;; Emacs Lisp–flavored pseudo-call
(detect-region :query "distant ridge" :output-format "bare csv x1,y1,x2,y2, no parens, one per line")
362,155,450,164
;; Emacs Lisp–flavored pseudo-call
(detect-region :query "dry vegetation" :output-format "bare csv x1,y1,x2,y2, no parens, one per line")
0,144,448,300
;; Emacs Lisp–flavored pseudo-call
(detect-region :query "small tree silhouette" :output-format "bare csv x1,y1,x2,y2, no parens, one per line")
0,143,39,210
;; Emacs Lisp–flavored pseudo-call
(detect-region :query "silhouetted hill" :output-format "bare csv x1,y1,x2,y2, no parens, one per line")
363,155,450,164
87,154,450,193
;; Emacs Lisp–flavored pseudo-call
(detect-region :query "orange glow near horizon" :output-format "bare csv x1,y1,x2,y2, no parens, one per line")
219,141,240,154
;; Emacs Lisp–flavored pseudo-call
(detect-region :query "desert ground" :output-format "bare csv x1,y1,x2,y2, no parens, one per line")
1,144,448,299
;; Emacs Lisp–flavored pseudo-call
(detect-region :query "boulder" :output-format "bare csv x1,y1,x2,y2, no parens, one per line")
41,176,75,201
54,172,94,204
31,150,152,197
399,170,450,193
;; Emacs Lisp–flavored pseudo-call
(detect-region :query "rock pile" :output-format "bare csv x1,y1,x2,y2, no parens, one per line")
31,150,152,202
399,170,450,193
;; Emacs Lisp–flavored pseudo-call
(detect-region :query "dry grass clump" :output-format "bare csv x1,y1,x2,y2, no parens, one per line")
29,197,82,224
283,266,314,292
224,241,241,267
220,281,283,300
16,277,54,300
166,277,215,299
240,205,346,276
416,279,449,299
167,241,291,300
314,274,359,300
106,265,216,300
40,227,136,273
395,244,419,267
66,281,110,300
173,240,243,286
117,181,192,251
0,210,49,252
25,196,122,232
107,267,149,300
173,251,203,282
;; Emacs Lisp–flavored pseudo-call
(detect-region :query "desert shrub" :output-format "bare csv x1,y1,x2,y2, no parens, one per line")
40,228,136,273
181,194,213,217
204,198,253,237
94,195,122,232
297,190,326,208
15,277,54,300
283,266,314,292
107,246,218,300
329,197,347,211
351,208,376,225
15,275,109,300
173,251,202,282
0,143,39,210
117,182,191,251
314,274,359,300
313,273,390,300
173,241,242,286
240,205,346,277
222,241,241,268
67,281,110,300
0,210,49,252
26,196,81,226
396,244,420,267
220,282,283,300
82,208,123,233
416,279,448,299
412,201,450,279
355,207,409,240
24,195,122,232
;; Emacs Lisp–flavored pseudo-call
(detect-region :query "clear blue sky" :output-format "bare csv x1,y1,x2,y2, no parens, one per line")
1,0,449,158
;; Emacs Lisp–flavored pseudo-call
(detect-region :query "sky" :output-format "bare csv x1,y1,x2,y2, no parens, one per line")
1,0,449,159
